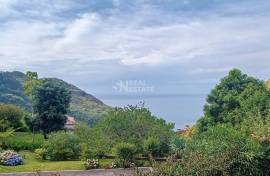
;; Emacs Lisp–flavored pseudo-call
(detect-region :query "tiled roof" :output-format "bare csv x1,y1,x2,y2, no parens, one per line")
65,116,76,125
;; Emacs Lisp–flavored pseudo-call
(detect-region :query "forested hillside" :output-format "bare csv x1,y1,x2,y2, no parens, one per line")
0,71,110,126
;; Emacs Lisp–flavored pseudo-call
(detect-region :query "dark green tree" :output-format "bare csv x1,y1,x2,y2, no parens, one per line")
33,79,71,139
198,69,270,132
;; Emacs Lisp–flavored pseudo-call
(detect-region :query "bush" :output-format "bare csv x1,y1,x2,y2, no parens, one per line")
34,148,46,160
80,143,106,160
44,131,81,161
84,159,100,170
0,104,26,131
75,124,110,160
0,150,23,166
145,125,263,176
180,125,261,175
143,137,161,158
80,143,96,160
114,142,137,168
170,136,185,157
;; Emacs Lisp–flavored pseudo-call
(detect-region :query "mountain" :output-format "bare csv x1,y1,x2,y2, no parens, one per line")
0,71,110,126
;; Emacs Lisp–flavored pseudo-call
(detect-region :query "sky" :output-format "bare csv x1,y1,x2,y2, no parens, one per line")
0,0,270,97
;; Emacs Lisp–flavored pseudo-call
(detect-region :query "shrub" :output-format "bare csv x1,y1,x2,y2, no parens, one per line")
111,158,135,168
80,143,106,160
144,125,263,176
0,150,23,166
179,125,261,175
143,137,161,158
75,124,110,160
80,143,96,160
44,131,81,161
34,148,47,160
170,136,185,157
114,142,137,168
0,104,25,130
84,159,100,170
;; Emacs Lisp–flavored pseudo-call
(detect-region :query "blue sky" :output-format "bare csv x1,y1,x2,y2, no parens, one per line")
0,0,270,96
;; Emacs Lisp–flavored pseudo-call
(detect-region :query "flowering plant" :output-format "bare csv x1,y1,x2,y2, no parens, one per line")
0,150,23,166
111,161,117,168
84,159,100,170
111,159,135,168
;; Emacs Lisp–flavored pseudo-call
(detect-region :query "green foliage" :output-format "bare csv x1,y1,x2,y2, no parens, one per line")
0,104,25,130
33,79,71,138
51,78,110,126
99,105,174,156
5,132,44,151
24,113,40,132
138,69,270,176
198,69,270,132
114,142,137,168
143,137,161,158
169,136,185,157
23,71,41,100
0,128,15,149
0,71,110,127
34,148,47,160
43,131,81,161
241,116,270,173
146,125,263,176
74,124,110,159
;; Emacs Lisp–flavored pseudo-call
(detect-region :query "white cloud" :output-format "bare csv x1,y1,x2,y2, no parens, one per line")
0,0,18,17
54,13,100,50
0,0,270,76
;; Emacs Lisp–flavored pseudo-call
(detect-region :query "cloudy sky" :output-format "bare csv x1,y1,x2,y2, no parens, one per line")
0,0,270,96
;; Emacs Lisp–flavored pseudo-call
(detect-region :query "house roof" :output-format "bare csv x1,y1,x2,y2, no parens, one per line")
65,116,76,125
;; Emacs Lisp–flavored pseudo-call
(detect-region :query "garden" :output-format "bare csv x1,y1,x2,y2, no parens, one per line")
0,104,170,172
1,69,270,176
1,73,173,173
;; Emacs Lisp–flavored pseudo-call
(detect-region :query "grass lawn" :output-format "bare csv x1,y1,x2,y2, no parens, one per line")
8,132,44,143
0,151,113,173
5,132,45,150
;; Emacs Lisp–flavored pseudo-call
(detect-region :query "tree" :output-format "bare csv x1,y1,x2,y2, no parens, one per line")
197,69,270,132
23,71,41,142
33,79,71,139
0,104,25,130
23,71,41,99
98,104,174,156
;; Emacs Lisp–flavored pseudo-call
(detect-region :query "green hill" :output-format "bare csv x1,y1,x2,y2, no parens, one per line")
0,71,110,126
